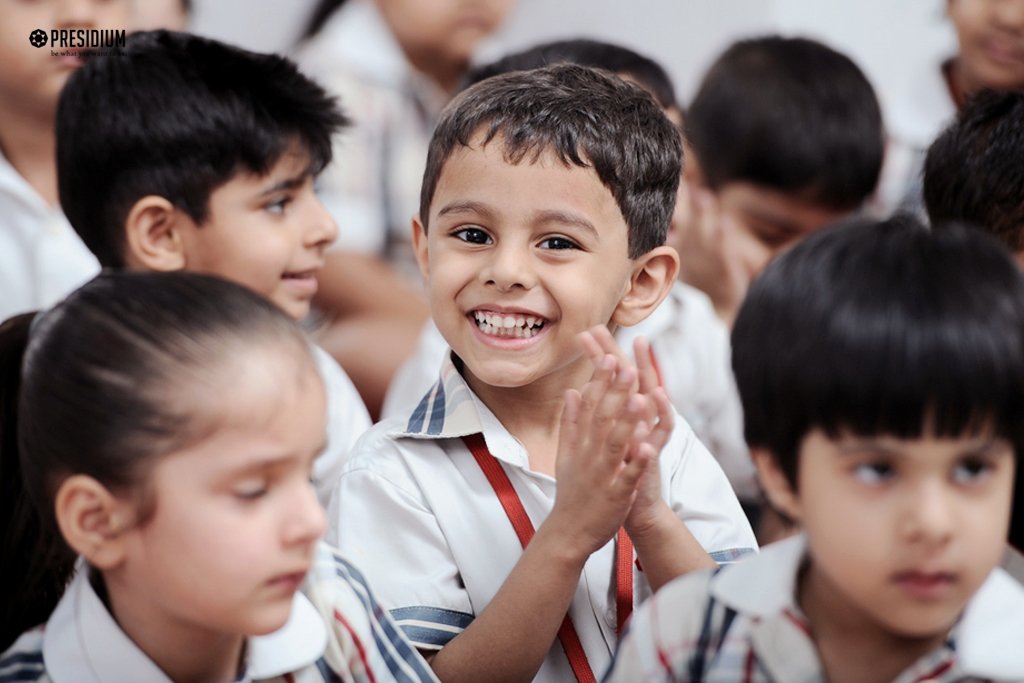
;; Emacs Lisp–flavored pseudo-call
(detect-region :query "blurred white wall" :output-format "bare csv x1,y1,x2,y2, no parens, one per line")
190,0,956,124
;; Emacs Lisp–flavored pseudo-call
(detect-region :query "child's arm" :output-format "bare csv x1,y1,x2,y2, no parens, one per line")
580,330,717,592
427,356,652,683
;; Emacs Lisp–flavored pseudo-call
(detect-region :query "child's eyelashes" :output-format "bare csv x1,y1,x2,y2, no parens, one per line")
265,195,293,215
951,456,995,485
539,236,581,250
852,461,895,485
234,483,268,501
452,227,492,244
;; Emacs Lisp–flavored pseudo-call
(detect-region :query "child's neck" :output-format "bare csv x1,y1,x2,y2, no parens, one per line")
102,571,246,683
464,358,593,477
799,563,949,683
0,99,59,205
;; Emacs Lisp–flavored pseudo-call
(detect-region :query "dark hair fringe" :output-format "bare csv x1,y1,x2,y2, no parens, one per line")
733,214,1024,488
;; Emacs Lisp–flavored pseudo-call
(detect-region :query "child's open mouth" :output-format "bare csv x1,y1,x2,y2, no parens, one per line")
472,311,546,339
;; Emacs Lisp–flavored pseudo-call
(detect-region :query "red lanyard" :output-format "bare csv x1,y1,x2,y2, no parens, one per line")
463,433,634,683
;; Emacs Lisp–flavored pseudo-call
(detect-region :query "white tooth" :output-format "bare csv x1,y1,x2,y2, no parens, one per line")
502,316,515,328
515,317,525,327
514,327,524,338
526,316,536,327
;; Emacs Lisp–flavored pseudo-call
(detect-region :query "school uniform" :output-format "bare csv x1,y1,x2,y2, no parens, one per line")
310,344,373,507
0,150,99,323
603,534,1024,683
0,543,438,683
382,284,758,501
330,353,758,683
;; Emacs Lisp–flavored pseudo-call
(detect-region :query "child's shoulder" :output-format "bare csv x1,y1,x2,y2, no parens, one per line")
0,627,49,683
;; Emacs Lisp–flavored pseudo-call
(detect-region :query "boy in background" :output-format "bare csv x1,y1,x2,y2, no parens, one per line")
605,215,1024,682
677,36,884,328
0,0,132,321
55,30,372,505
331,64,755,683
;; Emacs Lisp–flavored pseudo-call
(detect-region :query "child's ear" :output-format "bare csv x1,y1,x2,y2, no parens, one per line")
412,214,430,281
54,475,134,570
124,195,188,272
611,245,679,327
751,447,802,522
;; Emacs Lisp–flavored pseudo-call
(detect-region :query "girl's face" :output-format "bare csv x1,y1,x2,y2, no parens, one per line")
948,0,1024,91
107,346,328,639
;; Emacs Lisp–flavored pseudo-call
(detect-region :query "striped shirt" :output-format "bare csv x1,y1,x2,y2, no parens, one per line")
603,535,1024,683
0,543,437,683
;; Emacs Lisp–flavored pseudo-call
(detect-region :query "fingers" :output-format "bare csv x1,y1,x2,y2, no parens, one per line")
632,336,661,397
644,387,675,453
558,388,581,465
614,442,654,497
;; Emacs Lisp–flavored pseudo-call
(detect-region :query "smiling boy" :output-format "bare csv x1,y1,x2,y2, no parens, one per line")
54,31,372,506
604,216,1024,683
330,64,755,683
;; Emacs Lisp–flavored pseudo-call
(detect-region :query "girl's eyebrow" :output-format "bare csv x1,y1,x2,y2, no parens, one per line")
223,441,328,474
437,199,495,220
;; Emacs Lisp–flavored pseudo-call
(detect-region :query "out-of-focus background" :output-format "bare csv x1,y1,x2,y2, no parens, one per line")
191,0,952,118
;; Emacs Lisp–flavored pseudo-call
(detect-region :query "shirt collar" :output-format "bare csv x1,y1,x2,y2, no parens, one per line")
393,351,530,468
712,535,1024,678
44,564,327,683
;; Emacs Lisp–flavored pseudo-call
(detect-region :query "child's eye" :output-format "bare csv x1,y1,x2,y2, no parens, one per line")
852,461,895,485
951,457,993,485
539,236,580,250
234,479,268,500
453,227,491,245
265,196,292,215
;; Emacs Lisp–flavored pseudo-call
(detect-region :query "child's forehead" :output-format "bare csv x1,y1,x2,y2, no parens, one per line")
430,131,626,227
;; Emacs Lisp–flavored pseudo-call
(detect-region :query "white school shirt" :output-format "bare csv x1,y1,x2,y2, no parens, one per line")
330,354,757,683
295,0,447,283
605,534,1024,683
0,150,99,322
310,344,373,507
381,283,758,500
0,543,439,683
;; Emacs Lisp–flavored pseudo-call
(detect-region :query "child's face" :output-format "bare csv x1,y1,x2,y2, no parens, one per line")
375,0,515,67
791,429,1014,640
948,0,1024,91
177,145,338,320
0,0,132,114
114,349,328,637
414,134,639,392
714,181,848,282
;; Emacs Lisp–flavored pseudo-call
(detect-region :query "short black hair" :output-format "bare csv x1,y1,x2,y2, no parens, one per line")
420,63,682,258
924,89,1024,252
466,38,678,111
57,30,348,268
686,35,883,210
733,214,1024,488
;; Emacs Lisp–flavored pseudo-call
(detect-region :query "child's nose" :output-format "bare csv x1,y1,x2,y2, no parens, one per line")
901,481,955,545
286,483,328,545
992,0,1024,29
305,198,339,250
483,242,536,291
55,0,101,27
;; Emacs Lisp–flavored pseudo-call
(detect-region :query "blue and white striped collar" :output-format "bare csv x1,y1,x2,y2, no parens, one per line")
392,352,532,469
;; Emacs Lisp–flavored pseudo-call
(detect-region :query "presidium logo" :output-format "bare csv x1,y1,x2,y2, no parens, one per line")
29,28,127,56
